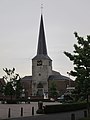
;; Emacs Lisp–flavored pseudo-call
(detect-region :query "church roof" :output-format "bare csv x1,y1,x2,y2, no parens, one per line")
48,75,70,81
37,14,47,55
32,14,51,60
21,76,32,81
32,54,51,60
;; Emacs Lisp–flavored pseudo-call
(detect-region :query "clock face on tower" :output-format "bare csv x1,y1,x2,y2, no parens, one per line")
37,60,42,66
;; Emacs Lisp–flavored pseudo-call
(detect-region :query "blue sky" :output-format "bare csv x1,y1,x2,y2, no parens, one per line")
0,0,90,79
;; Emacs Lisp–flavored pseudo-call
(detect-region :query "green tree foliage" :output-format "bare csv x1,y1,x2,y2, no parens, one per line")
3,68,22,100
49,81,58,97
64,32,90,101
15,80,23,99
0,83,5,96
4,82,15,99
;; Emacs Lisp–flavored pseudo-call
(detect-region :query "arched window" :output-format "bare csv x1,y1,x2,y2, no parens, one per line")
37,82,43,96
37,82,43,88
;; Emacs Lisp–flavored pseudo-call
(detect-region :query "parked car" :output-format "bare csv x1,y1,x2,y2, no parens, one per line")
57,94,73,103
57,95,64,102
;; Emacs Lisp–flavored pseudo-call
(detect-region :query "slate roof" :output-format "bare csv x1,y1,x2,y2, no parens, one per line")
32,54,52,60
48,75,70,81
37,14,47,55
32,14,51,61
21,76,32,81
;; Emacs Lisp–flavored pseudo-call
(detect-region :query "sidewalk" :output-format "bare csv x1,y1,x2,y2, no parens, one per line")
0,102,87,120
0,102,61,119
5,110,86,120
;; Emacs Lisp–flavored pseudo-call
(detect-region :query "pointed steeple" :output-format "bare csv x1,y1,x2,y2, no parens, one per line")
37,14,47,55
32,13,52,60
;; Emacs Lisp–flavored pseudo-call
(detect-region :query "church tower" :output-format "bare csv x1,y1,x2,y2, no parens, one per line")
32,14,52,96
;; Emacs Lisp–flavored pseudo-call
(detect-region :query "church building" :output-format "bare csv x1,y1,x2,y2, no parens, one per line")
21,13,74,98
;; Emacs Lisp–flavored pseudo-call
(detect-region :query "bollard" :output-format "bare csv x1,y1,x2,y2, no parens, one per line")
71,113,75,120
32,107,34,115
8,108,11,118
21,107,23,116
84,110,87,117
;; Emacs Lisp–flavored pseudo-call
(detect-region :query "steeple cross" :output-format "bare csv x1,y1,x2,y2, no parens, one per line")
41,4,43,14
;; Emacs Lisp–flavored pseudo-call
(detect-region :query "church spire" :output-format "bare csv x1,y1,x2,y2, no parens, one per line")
37,14,47,55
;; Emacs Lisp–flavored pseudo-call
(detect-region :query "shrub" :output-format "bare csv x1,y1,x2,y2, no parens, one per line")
6,100,17,104
44,102,88,114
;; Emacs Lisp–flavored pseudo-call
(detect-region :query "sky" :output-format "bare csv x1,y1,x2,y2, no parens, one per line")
0,0,90,79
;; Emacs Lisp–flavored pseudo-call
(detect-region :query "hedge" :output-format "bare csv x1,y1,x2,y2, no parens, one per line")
1,98,52,104
44,102,88,114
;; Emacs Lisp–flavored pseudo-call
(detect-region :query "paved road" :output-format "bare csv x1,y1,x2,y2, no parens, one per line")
0,102,61,119
4,110,86,120
0,102,87,120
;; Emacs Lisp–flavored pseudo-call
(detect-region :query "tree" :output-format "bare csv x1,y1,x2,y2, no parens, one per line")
64,32,90,115
49,81,58,98
15,79,22,99
0,83,5,97
3,68,22,100
64,33,90,99
4,82,15,100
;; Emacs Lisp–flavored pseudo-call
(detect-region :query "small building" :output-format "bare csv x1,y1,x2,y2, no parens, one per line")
21,76,32,98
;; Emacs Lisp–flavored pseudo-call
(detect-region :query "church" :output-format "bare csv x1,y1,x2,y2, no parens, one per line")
21,13,74,99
